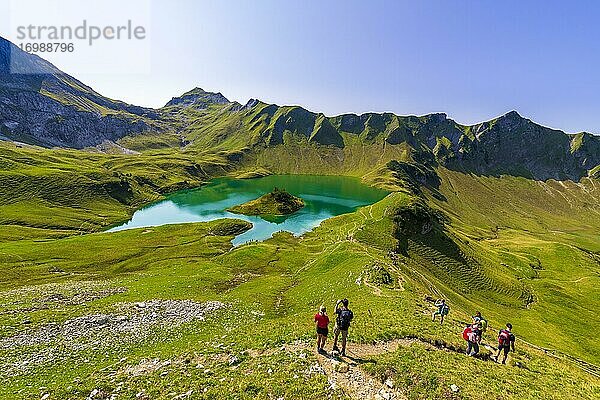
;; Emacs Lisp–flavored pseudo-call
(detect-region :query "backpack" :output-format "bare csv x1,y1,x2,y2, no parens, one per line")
441,304,450,315
337,309,354,330
479,318,488,332
498,329,511,346
462,326,472,341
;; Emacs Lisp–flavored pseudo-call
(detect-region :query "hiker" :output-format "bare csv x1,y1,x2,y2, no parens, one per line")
493,323,516,364
472,311,488,338
432,299,449,324
463,323,480,356
314,305,330,353
332,298,354,356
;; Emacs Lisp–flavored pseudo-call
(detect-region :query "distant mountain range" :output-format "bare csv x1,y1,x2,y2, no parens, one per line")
1,35,599,181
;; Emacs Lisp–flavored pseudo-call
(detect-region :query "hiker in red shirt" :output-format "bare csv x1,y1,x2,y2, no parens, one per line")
463,323,480,356
314,306,330,354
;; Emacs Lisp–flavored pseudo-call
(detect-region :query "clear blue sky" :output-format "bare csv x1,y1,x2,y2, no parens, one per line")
4,0,600,133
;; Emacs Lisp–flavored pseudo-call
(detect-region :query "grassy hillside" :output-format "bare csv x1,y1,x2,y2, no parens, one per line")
152,96,600,182
1,136,600,398
0,190,598,399
422,169,600,364
0,142,236,240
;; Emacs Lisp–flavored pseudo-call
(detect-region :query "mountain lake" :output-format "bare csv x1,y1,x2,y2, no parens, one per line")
108,175,390,245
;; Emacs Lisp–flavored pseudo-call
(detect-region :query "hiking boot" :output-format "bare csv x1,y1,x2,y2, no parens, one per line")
341,350,346,357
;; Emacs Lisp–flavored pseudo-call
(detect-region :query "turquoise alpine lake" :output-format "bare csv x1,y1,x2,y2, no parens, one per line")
108,175,389,245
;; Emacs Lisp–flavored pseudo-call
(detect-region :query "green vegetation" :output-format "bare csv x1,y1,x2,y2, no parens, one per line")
1,182,598,399
422,168,600,364
227,187,305,217
233,167,272,179
0,141,235,239
1,98,600,399
365,343,599,399
2,38,600,397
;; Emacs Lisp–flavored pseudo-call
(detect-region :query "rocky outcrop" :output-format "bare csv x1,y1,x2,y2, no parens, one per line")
227,188,304,216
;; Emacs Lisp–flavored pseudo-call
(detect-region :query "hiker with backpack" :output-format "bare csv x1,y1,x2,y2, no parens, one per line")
472,311,488,339
432,299,449,324
493,323,516,364
463,322,481,356
332,298,353,356
314,306,330,354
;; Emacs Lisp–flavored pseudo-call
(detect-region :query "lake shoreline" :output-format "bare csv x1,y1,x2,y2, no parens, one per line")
107,175,389,245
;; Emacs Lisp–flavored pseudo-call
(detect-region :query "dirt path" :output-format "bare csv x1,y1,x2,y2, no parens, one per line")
285,339,424,400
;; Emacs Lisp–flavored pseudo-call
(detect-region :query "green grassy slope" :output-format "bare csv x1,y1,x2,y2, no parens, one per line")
417,169,600,364
2,140,599,353
0,142,236,240
2,125,600,398
0,191,598,399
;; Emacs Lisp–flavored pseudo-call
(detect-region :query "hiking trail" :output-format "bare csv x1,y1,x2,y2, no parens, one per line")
284,339,426,400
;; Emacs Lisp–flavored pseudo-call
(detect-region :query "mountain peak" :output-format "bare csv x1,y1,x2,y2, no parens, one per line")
501,110,523,120
489,110,526,131
182,87,208,95
424,112,448,123
164,87,230,108
243,98,260,109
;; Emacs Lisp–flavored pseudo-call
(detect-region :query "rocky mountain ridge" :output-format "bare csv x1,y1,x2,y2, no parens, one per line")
0,35,599,181
171,96,600,181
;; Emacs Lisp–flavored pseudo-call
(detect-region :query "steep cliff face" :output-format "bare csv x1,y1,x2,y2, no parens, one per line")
0,36,159,148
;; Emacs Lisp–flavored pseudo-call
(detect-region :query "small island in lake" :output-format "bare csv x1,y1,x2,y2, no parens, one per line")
227,187,305,216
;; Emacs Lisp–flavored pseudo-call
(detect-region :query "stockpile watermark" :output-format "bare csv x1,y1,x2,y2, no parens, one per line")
3,0,151,74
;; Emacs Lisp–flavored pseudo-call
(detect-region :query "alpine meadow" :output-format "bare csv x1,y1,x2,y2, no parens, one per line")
1,26,600,400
